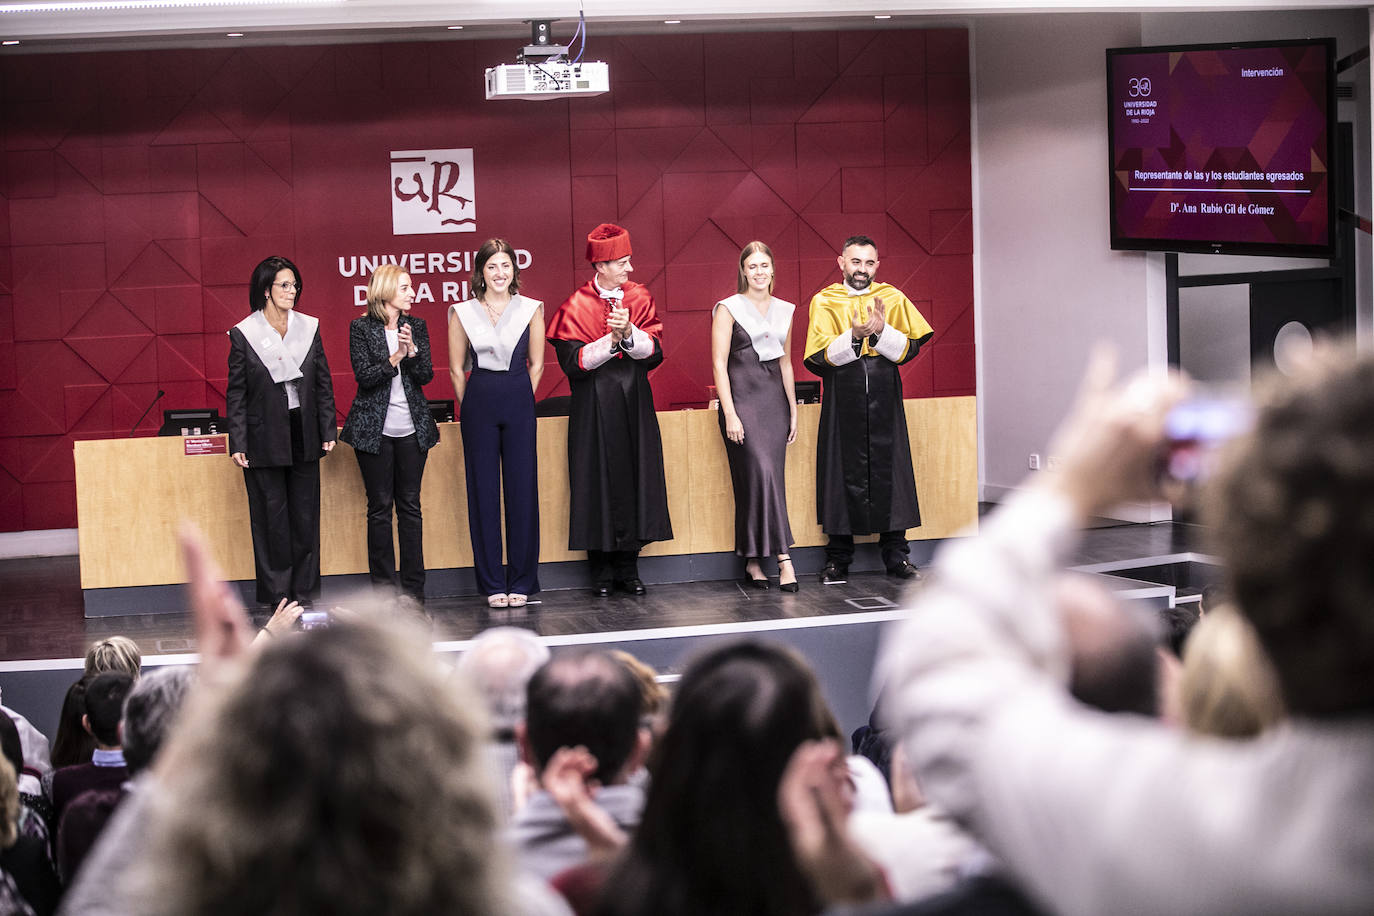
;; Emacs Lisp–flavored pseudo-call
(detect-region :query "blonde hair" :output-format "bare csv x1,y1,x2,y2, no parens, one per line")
126,613,509,915
737,241,775,295
0,758,18,849
610,649,669,721
365,265,410,322
1180,606,1286,739
85,636,141,680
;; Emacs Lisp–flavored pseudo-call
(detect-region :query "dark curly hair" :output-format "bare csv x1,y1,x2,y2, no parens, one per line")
1205,348,1374,717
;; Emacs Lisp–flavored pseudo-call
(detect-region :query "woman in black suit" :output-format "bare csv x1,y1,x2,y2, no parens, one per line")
227,255,337,607
339,264,439,602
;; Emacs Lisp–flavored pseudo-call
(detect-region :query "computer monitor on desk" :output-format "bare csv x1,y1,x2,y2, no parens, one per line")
159,408,221,436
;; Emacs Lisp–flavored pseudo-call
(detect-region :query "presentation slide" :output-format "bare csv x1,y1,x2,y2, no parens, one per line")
1109,43,1331,252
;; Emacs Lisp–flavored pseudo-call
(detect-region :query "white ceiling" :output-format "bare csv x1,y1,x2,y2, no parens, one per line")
0,0,1369,51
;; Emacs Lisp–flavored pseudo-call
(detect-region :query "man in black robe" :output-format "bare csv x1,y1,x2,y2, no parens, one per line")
546,223,672,596
803,235,934,584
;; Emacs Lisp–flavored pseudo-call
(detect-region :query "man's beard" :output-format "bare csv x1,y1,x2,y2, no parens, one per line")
847,271,873,290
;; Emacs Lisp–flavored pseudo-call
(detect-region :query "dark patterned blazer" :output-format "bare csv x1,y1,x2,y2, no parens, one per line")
338,314,440,454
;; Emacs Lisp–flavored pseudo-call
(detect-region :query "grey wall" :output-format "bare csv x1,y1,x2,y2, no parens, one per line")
971,10,1372,511
1144,10,1373,375
972,14,1161,513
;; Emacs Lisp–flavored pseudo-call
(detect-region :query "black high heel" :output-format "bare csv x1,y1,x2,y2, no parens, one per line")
745,559,770,590
777,555,799,593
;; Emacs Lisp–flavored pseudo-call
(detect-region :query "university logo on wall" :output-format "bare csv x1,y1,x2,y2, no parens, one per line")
390,148,476,235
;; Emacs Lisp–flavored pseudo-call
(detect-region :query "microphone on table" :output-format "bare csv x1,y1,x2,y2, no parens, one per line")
130,389,166,437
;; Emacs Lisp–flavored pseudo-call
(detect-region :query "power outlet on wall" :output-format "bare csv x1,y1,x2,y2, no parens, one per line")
1028,453,1041,470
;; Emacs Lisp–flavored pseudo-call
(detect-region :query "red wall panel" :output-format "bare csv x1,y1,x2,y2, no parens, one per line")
0,28,974,531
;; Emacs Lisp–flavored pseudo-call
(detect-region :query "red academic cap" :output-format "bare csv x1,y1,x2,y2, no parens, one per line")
585,223,632,263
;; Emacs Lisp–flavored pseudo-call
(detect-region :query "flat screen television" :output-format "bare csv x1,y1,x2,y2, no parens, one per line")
1107,38,1336,258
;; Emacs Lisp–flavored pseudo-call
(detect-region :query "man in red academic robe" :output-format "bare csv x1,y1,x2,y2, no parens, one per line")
546,223,673,596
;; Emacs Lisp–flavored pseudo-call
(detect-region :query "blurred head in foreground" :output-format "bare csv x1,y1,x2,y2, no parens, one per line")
127,615,507,916
1206,349,1374,719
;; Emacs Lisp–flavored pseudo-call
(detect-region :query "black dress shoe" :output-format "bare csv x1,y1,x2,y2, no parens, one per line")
779,580,800,593
744,576,771,590
820,563,848,585
593,582,613,598
887,561,922,581
616,578,647,596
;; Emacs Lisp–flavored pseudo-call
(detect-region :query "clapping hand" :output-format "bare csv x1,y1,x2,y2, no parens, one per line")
778,739,888,906
542,746,628,858
867,297,887,336
607,305,631,342
390,324,414,366
851,298,886,340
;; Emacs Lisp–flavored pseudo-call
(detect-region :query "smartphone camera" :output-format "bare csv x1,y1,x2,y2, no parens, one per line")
1162,396,1252,482
299,609,330,630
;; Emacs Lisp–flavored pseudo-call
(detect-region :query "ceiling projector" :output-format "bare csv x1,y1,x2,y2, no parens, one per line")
485,16,609,101
485,61,609,100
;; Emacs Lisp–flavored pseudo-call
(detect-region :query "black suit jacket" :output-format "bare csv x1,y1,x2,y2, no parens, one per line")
338,314,440,454
226,318,337,467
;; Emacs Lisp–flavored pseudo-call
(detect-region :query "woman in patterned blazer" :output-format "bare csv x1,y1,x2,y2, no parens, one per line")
339,264,439,602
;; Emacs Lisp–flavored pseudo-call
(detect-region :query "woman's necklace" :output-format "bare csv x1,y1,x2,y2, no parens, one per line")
481,298,506,326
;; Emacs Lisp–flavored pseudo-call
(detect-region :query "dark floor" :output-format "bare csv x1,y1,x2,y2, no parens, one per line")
0,516,1209,663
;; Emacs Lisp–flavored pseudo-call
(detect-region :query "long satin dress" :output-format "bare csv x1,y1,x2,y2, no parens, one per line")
718,320,793,557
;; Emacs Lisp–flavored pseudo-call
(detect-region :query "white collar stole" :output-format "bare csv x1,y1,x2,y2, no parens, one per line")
232,310,318,384
717,294,794,363
451,295,541,372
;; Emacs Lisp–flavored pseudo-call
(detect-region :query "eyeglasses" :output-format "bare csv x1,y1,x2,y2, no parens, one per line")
274,281,299,292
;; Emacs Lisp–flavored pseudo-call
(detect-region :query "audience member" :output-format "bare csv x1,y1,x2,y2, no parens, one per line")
50,673,131,825
57,668,196,886
847,744,988,907
118,609,561,912
453,627,551,820
1198,582,1228,615
1,698,52,798
878,347,1374,914
592,640,864,916
607,650,668,743
1057,573,1160,717
57,669,195,915
47,679,93,774
1179,605,1285,739
0,758,58,916
0,715,51,853
1152,602,1199,726
121,667,195,779
83,639,141,682
511,651,647,881
1156,604,1200,659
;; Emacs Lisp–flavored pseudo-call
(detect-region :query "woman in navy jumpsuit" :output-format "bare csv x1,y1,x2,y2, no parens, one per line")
448,238,544,607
